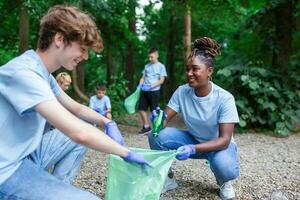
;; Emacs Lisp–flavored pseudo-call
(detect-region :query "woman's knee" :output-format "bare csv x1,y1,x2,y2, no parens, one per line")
210,158,239,182
148,127,176,150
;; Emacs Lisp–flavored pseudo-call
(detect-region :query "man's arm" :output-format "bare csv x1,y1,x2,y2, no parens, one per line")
57,91,110,127
35,99,129,156
151,76,165,88
139,75,145,85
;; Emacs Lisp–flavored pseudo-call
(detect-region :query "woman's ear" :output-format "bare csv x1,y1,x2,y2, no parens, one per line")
207,66,213,77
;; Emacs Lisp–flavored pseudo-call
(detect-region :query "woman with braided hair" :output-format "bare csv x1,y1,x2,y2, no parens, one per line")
149,37,240,199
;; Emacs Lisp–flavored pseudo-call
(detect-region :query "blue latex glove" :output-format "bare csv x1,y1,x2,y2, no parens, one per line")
123,151,150,166
176,144,196,160
94,108,101,113
141,84,152,91
150,107,167,124
105,121,125,146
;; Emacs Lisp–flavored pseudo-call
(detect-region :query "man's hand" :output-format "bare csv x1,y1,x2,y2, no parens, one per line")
123,151,149,166
176,144,196,160
105,121,125,146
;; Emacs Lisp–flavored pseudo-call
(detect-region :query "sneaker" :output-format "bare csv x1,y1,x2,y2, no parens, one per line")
219,181,235,200
161,176,178,194
138,126,152,134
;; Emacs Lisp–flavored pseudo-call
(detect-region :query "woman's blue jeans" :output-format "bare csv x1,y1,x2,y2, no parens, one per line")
0,129,100,200
148,127,240,185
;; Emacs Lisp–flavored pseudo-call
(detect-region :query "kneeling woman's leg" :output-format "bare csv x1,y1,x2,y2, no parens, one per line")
207,142,240,185
29,129,87,184
148,127,198,151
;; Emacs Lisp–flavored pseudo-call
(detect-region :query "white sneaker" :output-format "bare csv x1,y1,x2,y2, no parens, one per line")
219,181,235,199
161,176,178,194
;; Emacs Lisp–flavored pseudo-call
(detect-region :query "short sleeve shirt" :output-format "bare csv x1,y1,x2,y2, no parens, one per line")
142,61,167,91
167,83,239,143
0,50,61,185
89,95,111,115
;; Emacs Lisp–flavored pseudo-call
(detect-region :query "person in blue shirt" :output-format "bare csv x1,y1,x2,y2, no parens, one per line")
89,83,112,120
149,37,240,200
56,72,72,92
138,47,167,134
0,5,148,200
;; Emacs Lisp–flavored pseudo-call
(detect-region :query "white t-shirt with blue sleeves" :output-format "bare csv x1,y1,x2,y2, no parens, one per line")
167,83,239,143
0,50,61,185
142,61,167,91
89,95,111,115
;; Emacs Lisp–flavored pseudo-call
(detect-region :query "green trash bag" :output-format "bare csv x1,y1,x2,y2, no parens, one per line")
124,88,141,114
105,148,176,200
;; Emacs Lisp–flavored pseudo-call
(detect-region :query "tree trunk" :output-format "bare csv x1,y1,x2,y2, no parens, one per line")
72,65,89,102
106,44,112,84
183,4,191,66
18,1,29,54
272,0,293,72
124,0,136,91
165,5,176,100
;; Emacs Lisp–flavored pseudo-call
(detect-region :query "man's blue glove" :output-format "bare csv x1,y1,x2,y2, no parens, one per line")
141,84,152,91
123,151,149,166
176,144,196,160
105,121,125,146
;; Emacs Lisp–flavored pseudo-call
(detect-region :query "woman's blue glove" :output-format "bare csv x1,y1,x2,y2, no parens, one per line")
141,84,152,91
105,121,125,146
176,144,196,160
123,151,149,166
150,107,167,123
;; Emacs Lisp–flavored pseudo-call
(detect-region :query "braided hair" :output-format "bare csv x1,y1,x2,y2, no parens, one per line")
187,37,221,68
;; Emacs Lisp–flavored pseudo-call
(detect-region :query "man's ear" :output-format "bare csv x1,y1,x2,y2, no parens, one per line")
54,32,64,48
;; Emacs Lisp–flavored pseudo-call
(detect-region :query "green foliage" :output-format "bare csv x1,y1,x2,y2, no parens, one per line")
215,64,300,136
106,74,129,117
0,0,299,136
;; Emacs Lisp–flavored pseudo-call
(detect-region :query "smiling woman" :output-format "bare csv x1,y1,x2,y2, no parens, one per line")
148,37,241,199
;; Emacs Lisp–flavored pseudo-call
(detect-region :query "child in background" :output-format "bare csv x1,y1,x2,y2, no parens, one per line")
56,72,72,91
89,83,112,119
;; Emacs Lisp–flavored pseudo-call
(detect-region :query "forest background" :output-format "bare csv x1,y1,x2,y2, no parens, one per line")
0,0,299,136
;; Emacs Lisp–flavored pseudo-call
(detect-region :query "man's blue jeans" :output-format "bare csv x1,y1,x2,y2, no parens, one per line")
148,127,240,185
0,129,100,200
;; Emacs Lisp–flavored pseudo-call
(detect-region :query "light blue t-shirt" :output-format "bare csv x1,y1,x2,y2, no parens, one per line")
0,50,61,185
167,83,239,143
89,95,111,116
142,61,167,91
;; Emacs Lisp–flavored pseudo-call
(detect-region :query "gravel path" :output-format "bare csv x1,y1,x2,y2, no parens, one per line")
74,115,300,200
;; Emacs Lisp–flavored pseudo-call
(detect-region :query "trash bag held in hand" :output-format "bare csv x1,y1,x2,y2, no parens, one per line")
124,88,141,114
105,148,176,200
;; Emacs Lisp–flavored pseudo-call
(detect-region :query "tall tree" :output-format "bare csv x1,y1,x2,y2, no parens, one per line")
272,0,294,72
18,0,29,54
166,1,176,97
183,2,191,66
124,0,137,91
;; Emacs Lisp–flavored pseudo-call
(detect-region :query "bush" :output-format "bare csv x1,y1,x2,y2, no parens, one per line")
216,64,300,136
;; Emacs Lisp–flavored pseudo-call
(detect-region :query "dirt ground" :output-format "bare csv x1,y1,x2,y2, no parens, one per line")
74,113,300,200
